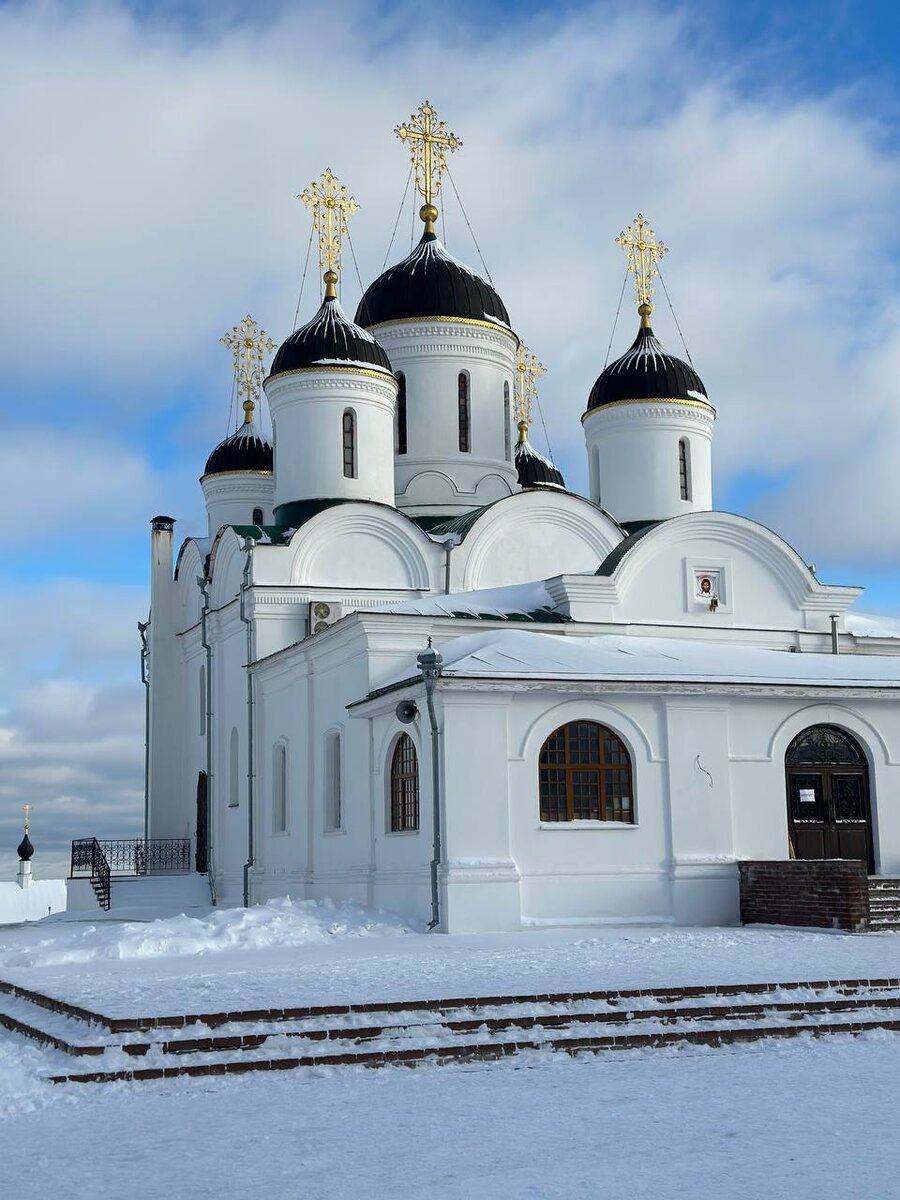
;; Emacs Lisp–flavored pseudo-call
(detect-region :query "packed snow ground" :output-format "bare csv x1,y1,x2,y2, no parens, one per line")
3,907,900,1196
2,1028,899,1198
1,898,899,1017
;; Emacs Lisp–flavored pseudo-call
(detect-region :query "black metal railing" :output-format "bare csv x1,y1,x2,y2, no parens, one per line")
70,837,191,881
70,838,112,910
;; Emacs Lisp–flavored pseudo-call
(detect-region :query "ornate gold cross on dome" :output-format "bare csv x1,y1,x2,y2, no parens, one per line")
220,315,275,424
395,100,461,232
514,344,546,439
615,213,668,324
299,167,359,299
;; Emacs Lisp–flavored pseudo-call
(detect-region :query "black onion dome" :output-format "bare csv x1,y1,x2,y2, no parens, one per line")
270,295,392,377
515,431,566,490
588,321,708,410
355,232,510,329
17,833,34,861
203,418,273,477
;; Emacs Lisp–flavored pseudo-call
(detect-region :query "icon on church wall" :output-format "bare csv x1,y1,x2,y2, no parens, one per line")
693,569,722,613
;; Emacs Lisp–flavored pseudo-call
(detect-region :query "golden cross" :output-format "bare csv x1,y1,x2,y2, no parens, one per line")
395,100,461,227
220,315,275,422
615,213,668,320
299,168,359,296
514,344,546,437
22,804,31,833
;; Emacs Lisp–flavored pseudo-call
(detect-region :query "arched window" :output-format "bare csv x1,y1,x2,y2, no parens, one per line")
390,734,419,832
325,731,342,831
273,742,287,833
539,720,634,823
252,507,264,526
229,727,240,808
458,372,470,453
503,381,511,461
679,439,691,501
396,373,407,455
342,410,357,479
199,666,206,736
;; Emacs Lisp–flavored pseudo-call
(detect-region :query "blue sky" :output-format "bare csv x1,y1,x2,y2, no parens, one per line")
3,0,900,872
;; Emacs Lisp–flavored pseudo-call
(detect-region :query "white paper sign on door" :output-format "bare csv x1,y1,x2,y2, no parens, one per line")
799,789,816,803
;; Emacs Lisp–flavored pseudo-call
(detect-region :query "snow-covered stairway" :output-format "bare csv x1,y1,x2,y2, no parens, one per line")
3,975,900,1084
868,878,900,931
105,873,213,919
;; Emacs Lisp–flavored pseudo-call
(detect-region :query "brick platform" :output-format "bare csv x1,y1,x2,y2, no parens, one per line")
739,860,870,932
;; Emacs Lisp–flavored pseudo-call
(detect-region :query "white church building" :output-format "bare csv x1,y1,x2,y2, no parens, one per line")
140,104,900,933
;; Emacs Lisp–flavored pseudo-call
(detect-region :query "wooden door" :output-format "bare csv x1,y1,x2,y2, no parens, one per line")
785,726,873,871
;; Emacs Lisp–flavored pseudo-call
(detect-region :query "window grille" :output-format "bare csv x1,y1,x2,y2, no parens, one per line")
458,373,470,453
343,410,357,478
679,439,690,501
396,374,407,455
390,733,420,831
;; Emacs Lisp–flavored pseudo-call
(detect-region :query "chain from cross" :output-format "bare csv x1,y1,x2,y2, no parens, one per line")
299,168,359,282
615,213,668,312
22,804,31,833
220,315,276,417
395,100,462,209
514,345,546,431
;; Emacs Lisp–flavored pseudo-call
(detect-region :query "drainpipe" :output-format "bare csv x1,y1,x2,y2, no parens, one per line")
239,539,255,907
197,576,216,904
830,613,840,655
137,620,150,842
418,639,444,931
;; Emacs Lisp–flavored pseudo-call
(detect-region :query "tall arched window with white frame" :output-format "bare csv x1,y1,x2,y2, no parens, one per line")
343,409,357,479
679,438,691,501
325,731,342,831
229,727,240,808
503,381,511,461
458,372,471,453
273,741,287,833
390,734,419,832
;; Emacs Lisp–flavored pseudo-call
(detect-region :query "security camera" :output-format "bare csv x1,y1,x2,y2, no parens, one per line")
396,700,418,724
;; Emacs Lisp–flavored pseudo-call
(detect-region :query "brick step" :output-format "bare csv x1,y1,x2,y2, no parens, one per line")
7,974,900,1037
49,1012,900,1085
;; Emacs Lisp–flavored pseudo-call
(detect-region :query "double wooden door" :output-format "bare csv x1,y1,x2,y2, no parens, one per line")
785,726,873,871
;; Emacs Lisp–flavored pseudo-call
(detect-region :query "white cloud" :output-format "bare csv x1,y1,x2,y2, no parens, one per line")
1,1,899,569
2,2,900,876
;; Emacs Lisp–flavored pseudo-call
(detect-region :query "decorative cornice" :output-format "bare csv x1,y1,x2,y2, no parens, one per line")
200,470,274,485
371,314,518,341
267,364,395,384
582,396,716,422
582,397,716,426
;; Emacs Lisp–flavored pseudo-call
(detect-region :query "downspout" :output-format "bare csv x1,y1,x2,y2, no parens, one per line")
197,576,216,904
137,620,150,842
417,639,444,931
239,538,255,907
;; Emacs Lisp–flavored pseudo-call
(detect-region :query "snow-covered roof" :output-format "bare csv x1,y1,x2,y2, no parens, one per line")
377,581,560,621
392,629,900,689
846,612,900,639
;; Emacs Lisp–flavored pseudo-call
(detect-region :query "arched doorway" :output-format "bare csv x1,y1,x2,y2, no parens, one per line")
785,725,873,871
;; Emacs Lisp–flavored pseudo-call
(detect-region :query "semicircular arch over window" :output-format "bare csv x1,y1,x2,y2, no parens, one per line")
539,720,634,823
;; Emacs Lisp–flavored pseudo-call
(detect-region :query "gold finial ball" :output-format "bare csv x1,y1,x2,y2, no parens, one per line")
638,302,652,317
323,269,338,285
420,203,438,225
